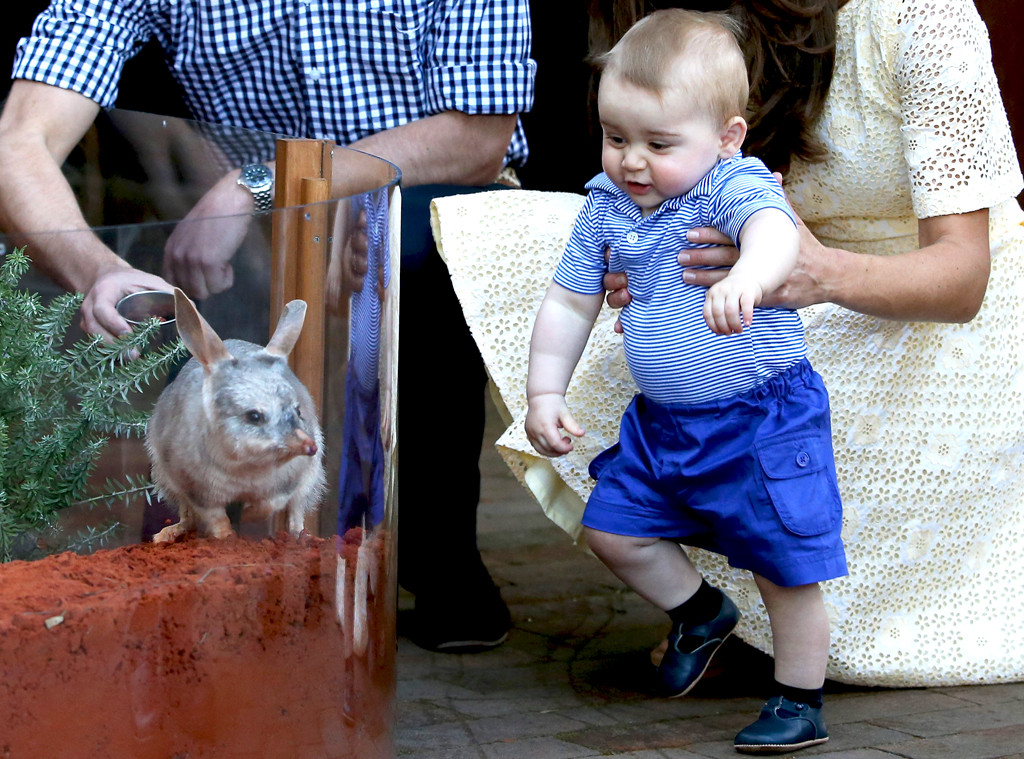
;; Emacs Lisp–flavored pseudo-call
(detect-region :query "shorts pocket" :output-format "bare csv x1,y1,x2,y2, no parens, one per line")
756,434,839,536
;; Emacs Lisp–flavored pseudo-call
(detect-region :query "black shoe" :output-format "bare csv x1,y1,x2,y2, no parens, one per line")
734,695,829,754
657,589,739,697
404,589,511,653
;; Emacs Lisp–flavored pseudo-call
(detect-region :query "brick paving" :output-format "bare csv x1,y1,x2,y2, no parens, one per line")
395,398,1024,758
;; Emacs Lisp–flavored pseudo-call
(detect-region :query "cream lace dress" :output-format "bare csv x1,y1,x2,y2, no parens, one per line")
430,0,1024,687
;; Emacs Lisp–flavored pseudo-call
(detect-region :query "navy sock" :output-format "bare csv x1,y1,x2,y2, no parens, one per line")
777,680,824,709
667,580,722,625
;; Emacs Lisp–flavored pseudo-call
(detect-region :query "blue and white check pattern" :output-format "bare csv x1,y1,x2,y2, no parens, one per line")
14,0,535,167
554,154,807,405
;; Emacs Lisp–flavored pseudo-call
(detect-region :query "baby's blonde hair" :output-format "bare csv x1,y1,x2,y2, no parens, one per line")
597,8,749,127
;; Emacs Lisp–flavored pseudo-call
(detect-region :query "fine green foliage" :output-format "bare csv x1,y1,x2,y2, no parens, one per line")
0,248,186,561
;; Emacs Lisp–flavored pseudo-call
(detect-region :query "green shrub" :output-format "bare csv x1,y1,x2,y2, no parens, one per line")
0,247,185,561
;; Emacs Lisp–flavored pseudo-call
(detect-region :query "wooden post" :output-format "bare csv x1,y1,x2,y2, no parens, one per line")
269,138,334,409
270,138,333,330
268,139,334,534
294,176,329,415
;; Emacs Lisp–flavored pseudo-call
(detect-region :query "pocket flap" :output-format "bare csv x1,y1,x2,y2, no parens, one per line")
756,435,828,479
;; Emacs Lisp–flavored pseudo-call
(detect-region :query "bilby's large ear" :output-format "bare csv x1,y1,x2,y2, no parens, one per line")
265,300,307,357
173,288,233,371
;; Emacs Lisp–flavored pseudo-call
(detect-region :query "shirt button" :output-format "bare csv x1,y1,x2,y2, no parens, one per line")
308,67,322,81
626,231,639,243
795,451,811,467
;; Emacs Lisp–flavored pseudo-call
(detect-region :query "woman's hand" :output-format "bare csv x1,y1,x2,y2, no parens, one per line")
602,197,834,324
601,229,743,333
683,213,832,311
759,216,832,310
603,246,630,333
602,270,629,334
678,226,739,288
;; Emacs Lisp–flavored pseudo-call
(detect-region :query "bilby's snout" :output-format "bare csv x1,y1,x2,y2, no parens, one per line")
290,427,318,456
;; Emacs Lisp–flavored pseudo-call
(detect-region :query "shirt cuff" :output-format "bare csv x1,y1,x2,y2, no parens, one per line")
425,60,536,115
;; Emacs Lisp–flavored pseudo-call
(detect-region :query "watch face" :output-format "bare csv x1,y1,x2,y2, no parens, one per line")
240,163,273,189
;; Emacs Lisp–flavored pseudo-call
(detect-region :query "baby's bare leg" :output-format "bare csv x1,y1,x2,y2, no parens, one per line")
754,575,830,688
584,527,703,610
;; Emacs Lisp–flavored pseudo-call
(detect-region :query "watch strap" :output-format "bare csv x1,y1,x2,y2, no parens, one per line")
237,164,274,212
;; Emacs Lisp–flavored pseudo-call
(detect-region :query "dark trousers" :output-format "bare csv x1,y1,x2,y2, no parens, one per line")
396,183,511,601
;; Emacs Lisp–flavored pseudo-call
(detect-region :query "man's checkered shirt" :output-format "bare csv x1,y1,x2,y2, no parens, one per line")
13,0,535,166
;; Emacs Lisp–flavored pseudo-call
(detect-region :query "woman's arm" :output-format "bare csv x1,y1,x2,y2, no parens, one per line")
681,208,990,323
703,208,798,334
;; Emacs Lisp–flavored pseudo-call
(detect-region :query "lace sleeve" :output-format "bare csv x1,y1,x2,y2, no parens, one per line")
890,0,1022,218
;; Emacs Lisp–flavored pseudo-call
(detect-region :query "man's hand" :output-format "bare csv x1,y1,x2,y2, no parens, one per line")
703,273,763,334
525,393,584,457
162,170,257,300
81,266,176,340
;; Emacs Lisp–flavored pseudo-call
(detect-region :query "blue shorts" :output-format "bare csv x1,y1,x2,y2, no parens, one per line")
583,359,847,587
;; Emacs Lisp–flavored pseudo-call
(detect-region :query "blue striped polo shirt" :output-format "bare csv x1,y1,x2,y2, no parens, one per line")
554,154,807,405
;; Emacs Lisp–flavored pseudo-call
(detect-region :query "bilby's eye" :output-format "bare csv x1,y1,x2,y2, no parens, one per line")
295,405,303,419
245,410,265,425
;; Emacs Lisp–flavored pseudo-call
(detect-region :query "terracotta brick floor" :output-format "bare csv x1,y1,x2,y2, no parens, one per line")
394,396,1024,759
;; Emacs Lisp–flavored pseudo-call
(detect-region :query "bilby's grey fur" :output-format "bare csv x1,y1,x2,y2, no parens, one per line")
146,288,325,542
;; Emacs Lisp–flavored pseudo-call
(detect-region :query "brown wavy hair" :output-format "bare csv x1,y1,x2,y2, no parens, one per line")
588,0,844,172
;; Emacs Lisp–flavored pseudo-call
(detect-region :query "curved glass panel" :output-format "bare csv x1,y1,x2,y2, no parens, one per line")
0,109,399,758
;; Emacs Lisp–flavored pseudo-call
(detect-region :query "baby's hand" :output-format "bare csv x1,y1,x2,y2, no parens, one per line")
703,273,763,335
525,394,584,457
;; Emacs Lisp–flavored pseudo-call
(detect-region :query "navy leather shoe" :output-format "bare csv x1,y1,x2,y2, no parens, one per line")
657,589,739,697
734,695,829,754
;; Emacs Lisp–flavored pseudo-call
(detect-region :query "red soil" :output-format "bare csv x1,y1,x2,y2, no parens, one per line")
0,531,394,758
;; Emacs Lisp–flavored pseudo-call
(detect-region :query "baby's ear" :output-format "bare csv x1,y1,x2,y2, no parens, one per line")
719,116,747,158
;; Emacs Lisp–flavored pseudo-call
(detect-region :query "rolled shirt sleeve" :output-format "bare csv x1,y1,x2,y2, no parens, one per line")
12,0,150,108
424,0,535,117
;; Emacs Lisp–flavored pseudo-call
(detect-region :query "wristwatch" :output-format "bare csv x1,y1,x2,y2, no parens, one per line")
237,163,274,212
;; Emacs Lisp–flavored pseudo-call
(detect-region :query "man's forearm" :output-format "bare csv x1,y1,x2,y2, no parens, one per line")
0,135,132,293
349,112,517,187
0,81,127,293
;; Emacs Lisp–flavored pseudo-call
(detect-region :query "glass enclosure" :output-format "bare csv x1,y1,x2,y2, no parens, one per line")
0,110,399,758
